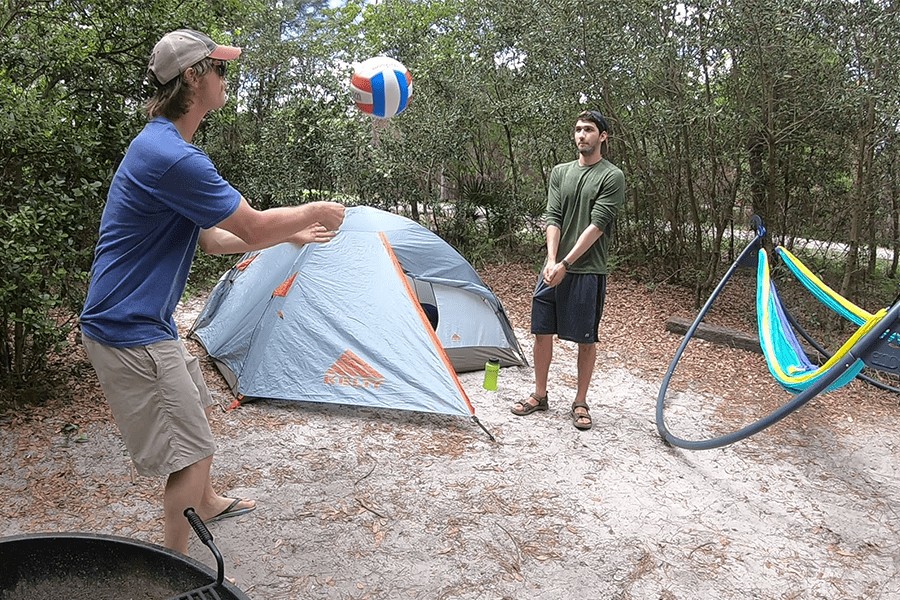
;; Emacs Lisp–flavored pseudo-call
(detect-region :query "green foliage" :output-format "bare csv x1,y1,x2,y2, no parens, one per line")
185,253,236,300
0,0,246,394
0,181,96,386
0,24,113,388
3,0,900,397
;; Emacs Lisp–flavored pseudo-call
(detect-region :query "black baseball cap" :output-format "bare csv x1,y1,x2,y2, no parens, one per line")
578,110,609,133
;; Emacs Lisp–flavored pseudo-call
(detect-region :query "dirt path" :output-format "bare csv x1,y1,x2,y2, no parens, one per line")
3,267,900,599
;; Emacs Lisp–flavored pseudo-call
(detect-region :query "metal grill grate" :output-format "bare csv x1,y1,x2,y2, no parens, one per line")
166,508,237,600
168,584,224,600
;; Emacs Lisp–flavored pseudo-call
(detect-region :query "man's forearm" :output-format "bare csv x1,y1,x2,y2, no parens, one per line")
558,225,603,266
198,227,272,255
545,225,562,262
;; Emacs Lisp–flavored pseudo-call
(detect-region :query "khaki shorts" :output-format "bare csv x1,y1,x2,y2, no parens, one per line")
83,336,217,477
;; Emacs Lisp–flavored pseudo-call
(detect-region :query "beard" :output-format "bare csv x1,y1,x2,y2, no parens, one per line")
577,143,595,155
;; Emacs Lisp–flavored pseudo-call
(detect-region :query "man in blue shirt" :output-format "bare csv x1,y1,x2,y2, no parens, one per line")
80,29,344,554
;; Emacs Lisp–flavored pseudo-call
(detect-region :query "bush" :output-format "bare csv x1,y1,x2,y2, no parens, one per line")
0,180,97,388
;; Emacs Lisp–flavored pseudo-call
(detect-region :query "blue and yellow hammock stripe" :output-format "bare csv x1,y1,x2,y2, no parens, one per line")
757,247,887,394
775,247,873,325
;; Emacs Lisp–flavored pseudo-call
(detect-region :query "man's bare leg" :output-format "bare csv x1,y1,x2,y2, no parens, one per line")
164,456,214,554
533,333,554,399
572,342,597,428
163,456,257,554
511,334,554,414
196,407,256,523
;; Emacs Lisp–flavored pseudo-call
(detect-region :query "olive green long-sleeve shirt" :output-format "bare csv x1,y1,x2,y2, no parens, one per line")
544,158,625,274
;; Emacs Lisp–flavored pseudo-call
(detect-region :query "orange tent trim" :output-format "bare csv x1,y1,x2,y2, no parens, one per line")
235,255,258,271
272,272,298,297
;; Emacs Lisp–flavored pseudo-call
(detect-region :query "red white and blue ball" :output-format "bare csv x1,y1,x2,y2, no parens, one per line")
350,56,412,119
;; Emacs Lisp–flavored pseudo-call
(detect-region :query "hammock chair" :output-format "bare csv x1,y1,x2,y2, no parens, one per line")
656,216,900,450
758,246,889,394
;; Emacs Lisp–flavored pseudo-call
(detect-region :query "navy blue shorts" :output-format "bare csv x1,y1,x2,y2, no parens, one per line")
531,273,607,343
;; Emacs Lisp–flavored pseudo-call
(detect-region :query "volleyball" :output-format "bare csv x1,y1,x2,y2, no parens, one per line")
350,56,412,119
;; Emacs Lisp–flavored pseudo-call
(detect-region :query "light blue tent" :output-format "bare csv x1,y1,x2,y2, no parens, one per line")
190,206,527,421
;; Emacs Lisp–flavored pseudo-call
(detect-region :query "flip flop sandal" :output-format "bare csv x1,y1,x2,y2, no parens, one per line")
511,392,549,416
571,401,592,431
206,498,257,523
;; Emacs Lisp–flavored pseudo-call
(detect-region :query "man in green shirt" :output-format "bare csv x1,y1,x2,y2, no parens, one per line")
511,110,625,430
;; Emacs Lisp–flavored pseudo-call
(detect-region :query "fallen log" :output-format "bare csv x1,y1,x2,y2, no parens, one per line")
664,316,818,358
665,316,760,353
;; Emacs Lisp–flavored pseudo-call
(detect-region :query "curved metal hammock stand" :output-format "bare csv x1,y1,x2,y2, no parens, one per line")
656,216,900,451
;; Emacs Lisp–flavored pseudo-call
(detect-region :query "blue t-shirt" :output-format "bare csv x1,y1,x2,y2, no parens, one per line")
80,118,241,347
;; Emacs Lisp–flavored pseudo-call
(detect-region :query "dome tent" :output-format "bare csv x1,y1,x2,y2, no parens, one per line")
190,206,527,429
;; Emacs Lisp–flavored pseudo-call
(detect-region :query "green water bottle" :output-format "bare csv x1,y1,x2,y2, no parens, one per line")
483,358,500,391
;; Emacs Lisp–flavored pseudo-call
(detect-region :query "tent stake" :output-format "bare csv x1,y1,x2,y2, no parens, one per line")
471,416,496,443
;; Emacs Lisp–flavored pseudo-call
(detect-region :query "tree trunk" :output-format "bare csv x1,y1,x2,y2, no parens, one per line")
841,124,869,298
889,142,899,278
13,311,23,379
748,132,767,223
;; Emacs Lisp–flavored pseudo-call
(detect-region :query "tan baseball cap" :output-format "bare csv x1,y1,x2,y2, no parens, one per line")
148,29,242,85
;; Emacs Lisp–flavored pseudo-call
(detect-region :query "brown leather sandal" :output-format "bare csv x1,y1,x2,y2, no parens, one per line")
571,401,592,430
511,392,549,416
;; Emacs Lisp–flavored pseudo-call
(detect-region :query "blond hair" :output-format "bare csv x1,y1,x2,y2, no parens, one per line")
144,57,215,120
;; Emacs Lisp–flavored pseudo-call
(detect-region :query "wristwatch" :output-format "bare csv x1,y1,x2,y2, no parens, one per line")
561,259,571,270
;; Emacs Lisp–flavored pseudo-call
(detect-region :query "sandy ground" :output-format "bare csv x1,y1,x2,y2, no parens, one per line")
3,271,900,599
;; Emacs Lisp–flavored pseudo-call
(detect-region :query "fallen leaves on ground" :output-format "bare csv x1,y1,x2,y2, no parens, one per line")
2,260,898,532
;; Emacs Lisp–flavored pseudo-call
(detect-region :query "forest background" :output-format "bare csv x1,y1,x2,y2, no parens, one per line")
1,0,899,398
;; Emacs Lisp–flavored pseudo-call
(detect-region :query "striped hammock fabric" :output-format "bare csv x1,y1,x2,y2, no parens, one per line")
775,247,873,325
756,248,887,393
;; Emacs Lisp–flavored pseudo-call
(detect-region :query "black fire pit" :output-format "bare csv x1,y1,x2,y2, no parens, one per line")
0,511,251,600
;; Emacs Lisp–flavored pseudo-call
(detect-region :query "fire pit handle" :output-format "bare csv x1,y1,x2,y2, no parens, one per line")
184,507,225,586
